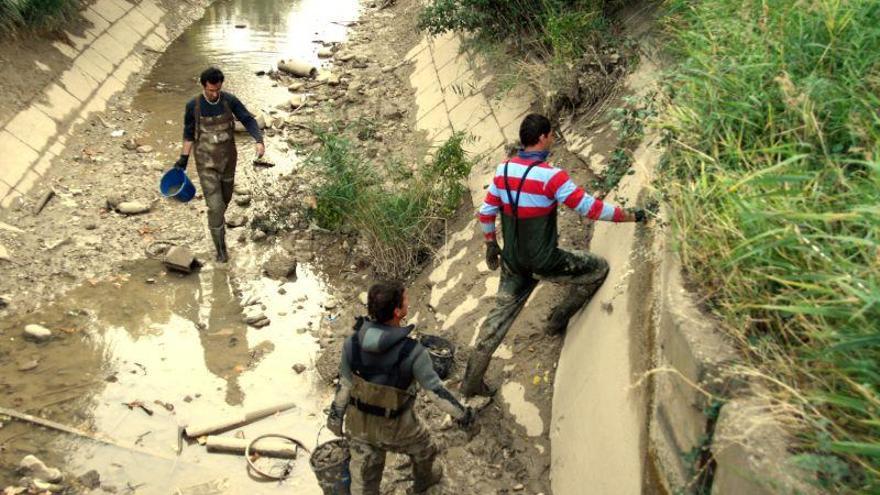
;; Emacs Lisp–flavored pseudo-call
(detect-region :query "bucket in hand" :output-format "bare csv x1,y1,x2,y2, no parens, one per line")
419,334,456,379
310,438,351,495
159,168,196,202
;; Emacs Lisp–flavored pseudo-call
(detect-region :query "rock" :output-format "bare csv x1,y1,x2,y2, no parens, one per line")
136,145,153,154
0,244,9,262
288,82,305,92
105,193,125,209
251,317,271,328
23,324,52,342
289,94,306,108
243,308,267,325
163,246,196,273
122,138,139,150
381,65,394,73
19,455,63,483
110,129,125,137
327,75,341,86
358,291,368,305
235,195,251,206
17,359,39,372
250,230,268,242
0,294,9,310
234,184,250,195
292,364,306,374
263,252,297,280
335,51,355,62
115,201,151,215
512,483,524,491
77,470,101,490
317,47,334,58
84,222,98,230
323,298,338,310
380,103,402,119
226,214,248,228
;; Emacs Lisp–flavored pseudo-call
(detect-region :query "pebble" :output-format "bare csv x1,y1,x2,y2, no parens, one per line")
23,324,52,342
116,201,151,215
317,47,334,58
17,359,39,372
358,291,368,305
84,222,98,230
250,230,267,242
235,195,252,206
136,145,153,153
512,483,524,491
19,455,63,483
323,298,338,310
226,214,248,228
292,364,306,374
263,252,297,280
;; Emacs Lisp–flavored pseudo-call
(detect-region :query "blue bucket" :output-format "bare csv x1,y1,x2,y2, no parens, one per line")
159,168,196,202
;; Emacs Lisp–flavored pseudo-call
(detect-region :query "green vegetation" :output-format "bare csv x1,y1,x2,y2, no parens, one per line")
0,0,80,34
309,128,474,279
659,0,880,491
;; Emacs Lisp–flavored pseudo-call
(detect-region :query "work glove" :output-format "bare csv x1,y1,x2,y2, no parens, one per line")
632,208,648,223
455,407,476,430
174,154,189,170
327,406,344,437
485,240,501,271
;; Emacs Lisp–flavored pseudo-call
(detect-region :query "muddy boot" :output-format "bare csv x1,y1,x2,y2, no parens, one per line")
412,461,442,493
210,227,229,263
461,355,497,398
545,280,604,335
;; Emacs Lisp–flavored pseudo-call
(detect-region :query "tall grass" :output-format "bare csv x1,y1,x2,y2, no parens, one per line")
309,129,474,279
0,0,80,35
660,0,880,491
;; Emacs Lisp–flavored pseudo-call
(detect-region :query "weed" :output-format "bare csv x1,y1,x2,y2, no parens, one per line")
0,0,80,35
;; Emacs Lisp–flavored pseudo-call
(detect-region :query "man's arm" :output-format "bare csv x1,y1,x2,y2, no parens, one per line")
226,93,263,144
327,342,352,436
412,348,468,420
175,101,196,169
547,168,642,222
477,178,502,241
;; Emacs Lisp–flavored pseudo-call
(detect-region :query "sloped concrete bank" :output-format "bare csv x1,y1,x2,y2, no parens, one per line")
0,0,213,208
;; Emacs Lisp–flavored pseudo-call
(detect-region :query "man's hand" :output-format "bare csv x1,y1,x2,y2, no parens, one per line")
455,407,476,429
174,154,189,170
632,208,648,223
327,407,344,436
255,142,265,158
485,240,501,271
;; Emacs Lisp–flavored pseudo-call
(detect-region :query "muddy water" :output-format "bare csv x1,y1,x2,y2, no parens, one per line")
0,258,334,493
132,0,359,168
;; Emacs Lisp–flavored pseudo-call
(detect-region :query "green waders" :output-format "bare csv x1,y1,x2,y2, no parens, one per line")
345,340,440,494
193,97,237,262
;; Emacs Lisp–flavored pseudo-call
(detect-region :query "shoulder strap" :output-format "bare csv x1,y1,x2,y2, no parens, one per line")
221,93,233,119
390,338,418,388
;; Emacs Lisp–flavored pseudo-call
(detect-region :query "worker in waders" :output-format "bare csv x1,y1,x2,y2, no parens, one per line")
461,113,648,397
327,281,475,494
174,66,264,262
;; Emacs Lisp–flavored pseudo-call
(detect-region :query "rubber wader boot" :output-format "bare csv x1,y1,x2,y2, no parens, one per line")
412,462,442,493
210,226,229,263
545,280,604,335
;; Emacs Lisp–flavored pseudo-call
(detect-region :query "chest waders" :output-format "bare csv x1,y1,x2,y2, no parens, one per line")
502,159,546,275
344,331,441,495
194,96,237,262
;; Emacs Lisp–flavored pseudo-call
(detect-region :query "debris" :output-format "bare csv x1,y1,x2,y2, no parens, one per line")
17,359,39,372
206,435,302,458
19,455,63,483
252,158,275,167
0,221,24,233
115,201,152,215
235,23,247,28
278,59,317,78
226,214,248,228
23,324,52,342
292,364,306,374
76,470,101,490
45,237,70,250
358,291,367,305
263,252,297,280
163,245,201,274
136,145,153,153
33,189,55,215
111,129,125,137
122,400,154,416
153,400,175,412
184,401,297,437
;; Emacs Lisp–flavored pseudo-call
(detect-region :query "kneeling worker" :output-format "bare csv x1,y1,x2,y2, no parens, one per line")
174,66,265,262
327,281,474,494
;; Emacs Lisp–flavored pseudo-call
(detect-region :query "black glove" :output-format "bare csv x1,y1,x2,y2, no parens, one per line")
327,406,344,436
455,407,475,429
485,240,501,271
632,208,648,223
174,154,189,170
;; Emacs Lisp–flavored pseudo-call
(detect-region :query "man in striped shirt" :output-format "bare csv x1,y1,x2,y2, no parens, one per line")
461,114,647,397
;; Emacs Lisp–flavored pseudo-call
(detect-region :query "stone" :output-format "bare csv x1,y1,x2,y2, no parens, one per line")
226,214,248,228
163,246,196,273
323,298,338,310
77,470,101,490
512,483,524,491
288,82,305,92
0,244,9,262
250,230,268,242
17,359,39,372
335,51,355,62
250,317,271,328
122,139,139,150
23,324,52,342
290,95,306,108
380,103,402,119
381,65,394,73
317,47,333,58
263,252,297,280
358,291,368,305
292,363,306,374
243,308,267,325
235,195,251,206
84,222,98,230
234,184,250,195
327,75,341,86
19,455,63,483
115,201,151,215
136,145,153,153
105,193,125,209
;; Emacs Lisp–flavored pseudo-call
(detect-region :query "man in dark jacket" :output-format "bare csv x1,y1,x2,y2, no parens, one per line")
327,281,473,494
173,66,264,262
461,113,648,397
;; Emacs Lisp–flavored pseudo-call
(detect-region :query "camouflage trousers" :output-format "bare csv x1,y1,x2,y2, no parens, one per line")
346,407,439,495
461,249,609,396
196,162,235,230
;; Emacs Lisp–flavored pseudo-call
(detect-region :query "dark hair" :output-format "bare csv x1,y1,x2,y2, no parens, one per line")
368,281,405,323
200,67,225,86
519,114,552,147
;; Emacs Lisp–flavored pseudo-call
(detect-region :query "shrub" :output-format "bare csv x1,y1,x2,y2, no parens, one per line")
659,0,880,490
0,0,80,35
